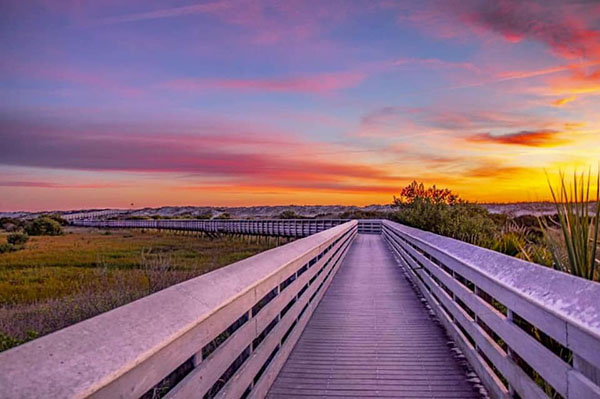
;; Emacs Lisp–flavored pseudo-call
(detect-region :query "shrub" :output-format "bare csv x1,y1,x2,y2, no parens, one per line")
43,214,68,226
279,210,302,219
393,180,460,206
0,243,16,254
195,212,212,220
391,183,497,247
1,217,25,232
7,232,29,246
491,232,524,257
24,217,63,236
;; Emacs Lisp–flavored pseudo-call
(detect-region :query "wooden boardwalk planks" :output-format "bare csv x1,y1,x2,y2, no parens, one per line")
267,234,483,399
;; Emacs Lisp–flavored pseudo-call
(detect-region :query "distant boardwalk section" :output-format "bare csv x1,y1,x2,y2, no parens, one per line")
73,218,382,237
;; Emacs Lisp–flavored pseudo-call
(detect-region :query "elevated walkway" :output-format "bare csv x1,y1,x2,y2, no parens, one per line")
268,235,481,398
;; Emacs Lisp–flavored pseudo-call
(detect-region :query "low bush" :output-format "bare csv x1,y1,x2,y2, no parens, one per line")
391,182,497,247
24,217,63,236
43,214,68,226
7,232,29,246
0,243,24,254
278,210,303,219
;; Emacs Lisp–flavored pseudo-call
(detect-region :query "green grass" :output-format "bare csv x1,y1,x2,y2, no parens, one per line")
0,227,278,351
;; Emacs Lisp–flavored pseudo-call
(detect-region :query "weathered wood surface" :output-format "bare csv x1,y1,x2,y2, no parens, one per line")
268,234,482,398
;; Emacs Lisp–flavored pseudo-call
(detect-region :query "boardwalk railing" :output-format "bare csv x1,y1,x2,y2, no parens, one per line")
73,219,350,237
0,221,357,399
356,219,382,234
62,209,126,221
383,220,600,399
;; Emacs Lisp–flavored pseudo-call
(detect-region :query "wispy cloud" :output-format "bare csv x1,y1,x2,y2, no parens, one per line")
0,181,122,189
91,1,229,26
0,119,399,189
466,130,569,147
162,71,366,94
552,96,576,107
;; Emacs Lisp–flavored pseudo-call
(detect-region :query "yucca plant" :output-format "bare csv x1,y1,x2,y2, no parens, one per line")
542,168,600,281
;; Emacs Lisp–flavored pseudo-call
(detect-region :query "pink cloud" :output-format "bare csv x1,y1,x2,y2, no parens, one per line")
356,106,560,138
0,119,399,189
460,0,600,61
0,181,123,189
162,71,366,94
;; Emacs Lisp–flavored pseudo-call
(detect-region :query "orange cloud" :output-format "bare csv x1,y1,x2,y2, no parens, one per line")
467,130,569,147
552,96,576,107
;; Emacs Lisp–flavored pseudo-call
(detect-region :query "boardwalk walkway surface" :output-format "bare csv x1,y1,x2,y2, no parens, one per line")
267,234,483,399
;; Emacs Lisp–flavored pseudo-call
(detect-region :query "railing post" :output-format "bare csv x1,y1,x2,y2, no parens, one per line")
506,308,516,397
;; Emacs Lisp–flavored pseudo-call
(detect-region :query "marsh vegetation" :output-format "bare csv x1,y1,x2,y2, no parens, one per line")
391,178,599,282
0,227,277,351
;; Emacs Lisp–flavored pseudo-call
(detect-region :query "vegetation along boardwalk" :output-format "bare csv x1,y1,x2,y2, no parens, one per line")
268,234,482,398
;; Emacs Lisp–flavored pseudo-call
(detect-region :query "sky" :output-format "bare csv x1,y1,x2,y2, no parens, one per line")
1,0,599,211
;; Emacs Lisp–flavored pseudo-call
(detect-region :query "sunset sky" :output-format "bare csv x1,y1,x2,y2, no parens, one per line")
1,0,599,211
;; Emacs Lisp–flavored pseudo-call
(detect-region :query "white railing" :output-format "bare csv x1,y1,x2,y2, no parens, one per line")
62,209,126,221
72,219,350,237
73,218,383,236
383,220,600,399
356,219,382,234
0,221,357,399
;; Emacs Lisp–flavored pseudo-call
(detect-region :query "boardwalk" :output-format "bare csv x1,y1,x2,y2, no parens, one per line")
268,234,482,399
3,221,598,399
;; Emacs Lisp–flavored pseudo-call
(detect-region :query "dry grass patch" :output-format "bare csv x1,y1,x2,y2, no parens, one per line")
0,227,277,350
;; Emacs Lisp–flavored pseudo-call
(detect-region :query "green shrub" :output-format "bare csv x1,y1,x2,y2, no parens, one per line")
0,243,16,254
24,217,63,236
0,331,38,352
7,232,29,246
391,189,497,247
279,210,302,219
43,214,68,226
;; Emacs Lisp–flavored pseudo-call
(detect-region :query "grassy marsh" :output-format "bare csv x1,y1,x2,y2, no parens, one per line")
0,227,277,350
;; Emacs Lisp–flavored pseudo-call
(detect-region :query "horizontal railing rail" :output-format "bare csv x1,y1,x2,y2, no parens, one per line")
0,221,358,399
72,218,351,237
356,219,382,234
382,220,600,399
